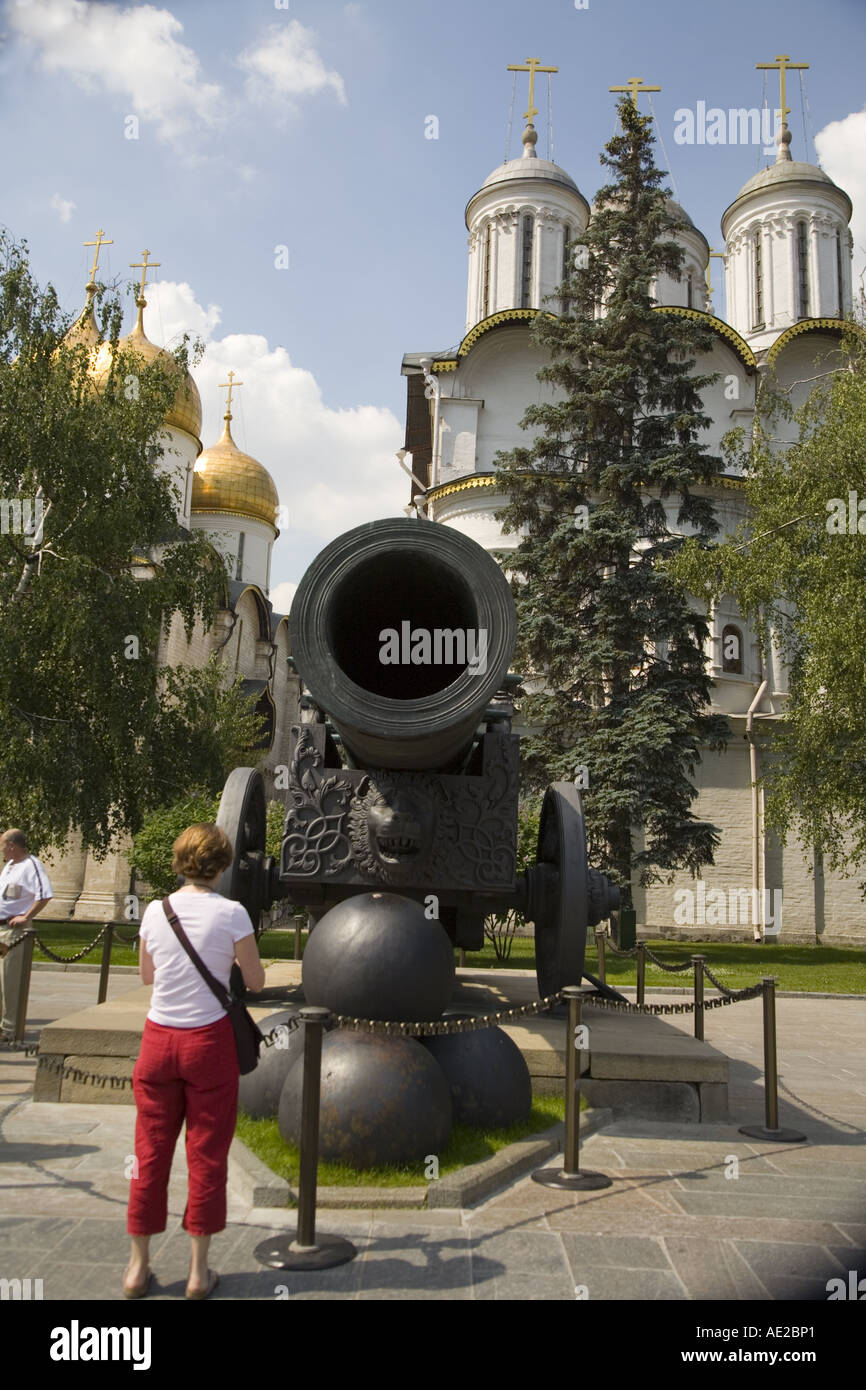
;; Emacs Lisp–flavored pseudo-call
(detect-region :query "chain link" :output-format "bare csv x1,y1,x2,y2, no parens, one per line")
111,925,141,945
701,961,737,994
0,928,33,953
1,979,770,1087
643,946,695,973
603,940,640,958
585,983,765,1015
32,925,108,963
332,992,565,1037
2,1018,301,1089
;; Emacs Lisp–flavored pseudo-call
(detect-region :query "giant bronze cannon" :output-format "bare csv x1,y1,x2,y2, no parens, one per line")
216,517,619,996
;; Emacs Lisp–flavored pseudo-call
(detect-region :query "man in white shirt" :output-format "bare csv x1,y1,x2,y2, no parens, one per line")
0,829,53,1039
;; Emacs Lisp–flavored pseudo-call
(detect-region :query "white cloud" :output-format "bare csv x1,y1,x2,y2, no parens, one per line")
239,21,347,110
9,0,223,144
270,581,297,616
141,282,405,589
144,281,222,350
49,193,76,223
815,107,866,285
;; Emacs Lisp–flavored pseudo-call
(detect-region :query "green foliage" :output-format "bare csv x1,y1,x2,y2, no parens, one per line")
0,231,252,853
236,1095,569,1188
127,791,220,898
494,99,729,897
671,327,866,879
266,798,285,860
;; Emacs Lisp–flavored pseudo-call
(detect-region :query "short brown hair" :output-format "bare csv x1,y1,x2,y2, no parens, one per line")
1,829,28,850
171,823,233,881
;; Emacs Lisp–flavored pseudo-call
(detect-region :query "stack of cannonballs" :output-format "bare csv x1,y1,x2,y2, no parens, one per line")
239,891,532,1168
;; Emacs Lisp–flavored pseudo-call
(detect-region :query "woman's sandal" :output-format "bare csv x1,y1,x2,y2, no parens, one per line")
185,1269,219,1300
123,1268,153,1300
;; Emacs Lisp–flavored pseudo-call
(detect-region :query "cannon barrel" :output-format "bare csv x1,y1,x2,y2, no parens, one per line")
288,518,517,771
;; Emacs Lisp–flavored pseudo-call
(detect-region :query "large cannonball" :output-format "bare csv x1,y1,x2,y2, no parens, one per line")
302,892,454,1022
278,1030,452,1168
238,1009,304,1119
420,1026,532,1128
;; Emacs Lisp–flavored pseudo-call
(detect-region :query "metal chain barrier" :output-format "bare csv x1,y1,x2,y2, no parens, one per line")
0,929,32,954
701,960,738,994
2,1017,301,1088
585,983,765,1015
111,925,141,944
331,992,565,1036
642,945,695,973
604,940,639,958
31,925,108,963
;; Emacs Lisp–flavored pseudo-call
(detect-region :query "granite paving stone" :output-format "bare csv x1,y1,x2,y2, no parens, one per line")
0,970,863,1299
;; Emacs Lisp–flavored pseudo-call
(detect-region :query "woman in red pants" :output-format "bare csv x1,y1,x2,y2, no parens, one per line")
124,823,265,1299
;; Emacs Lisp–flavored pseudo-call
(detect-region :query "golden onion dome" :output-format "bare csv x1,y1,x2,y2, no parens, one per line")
88,297,203,444
192,412,279,533
63,284,101,352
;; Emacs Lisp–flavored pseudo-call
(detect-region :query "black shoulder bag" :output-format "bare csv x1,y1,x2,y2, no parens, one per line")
161,896,263,1075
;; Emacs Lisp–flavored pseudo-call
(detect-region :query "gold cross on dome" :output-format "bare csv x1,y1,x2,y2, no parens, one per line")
219,370,243,418
609,77,661,107
755,54,808,124
83,229,113,284
507,57,558,125
130,249,161,301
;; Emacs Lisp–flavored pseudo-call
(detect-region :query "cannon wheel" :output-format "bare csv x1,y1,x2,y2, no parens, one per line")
533,783,589,998
215,767,270,931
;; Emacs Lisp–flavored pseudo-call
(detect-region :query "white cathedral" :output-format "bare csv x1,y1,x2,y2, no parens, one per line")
47,251,297,919
399,66,859,945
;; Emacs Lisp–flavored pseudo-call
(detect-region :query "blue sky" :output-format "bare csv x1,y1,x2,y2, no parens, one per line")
2,0,864,602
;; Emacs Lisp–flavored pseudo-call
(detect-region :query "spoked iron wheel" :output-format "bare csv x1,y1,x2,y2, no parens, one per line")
529,783,589,998
215,767,273,932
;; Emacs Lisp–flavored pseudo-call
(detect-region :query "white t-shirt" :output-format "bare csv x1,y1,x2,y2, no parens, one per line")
139,891,255,1028
0,855,53,922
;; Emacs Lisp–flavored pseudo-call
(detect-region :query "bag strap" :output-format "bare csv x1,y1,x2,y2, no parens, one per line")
161,895,233,1013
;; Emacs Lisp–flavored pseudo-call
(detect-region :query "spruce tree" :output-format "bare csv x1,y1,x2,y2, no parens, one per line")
495,98,729,903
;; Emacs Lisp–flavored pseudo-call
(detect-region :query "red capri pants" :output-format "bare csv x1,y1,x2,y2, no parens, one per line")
127,1014,239,1237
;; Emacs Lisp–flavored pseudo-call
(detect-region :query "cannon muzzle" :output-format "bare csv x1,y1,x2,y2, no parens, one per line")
288,518,517,770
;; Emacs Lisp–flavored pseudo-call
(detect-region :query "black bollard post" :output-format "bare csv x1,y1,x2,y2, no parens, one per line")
254,1008,357,1270
636,940,646,1006
739,978,807,1143
97,923,113,1005
531,986,611,1191
13,930,35,1042
692,955,705,1041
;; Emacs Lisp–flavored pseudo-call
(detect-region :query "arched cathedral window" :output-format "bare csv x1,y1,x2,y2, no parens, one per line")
752,229,764,329
561,225,571,315
721,624,743,675
482,223,492,319
797,221,810,318
520,214,534,309
836,228,845,317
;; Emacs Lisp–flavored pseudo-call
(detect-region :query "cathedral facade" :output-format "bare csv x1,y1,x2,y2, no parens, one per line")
400,88,859,945
47,254,298,920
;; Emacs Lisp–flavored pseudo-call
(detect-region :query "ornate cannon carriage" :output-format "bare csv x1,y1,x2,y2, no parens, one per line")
216,517,619,996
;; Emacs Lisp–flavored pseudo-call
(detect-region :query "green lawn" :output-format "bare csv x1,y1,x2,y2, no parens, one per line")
33,922,866,993
236,1093,572,1189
